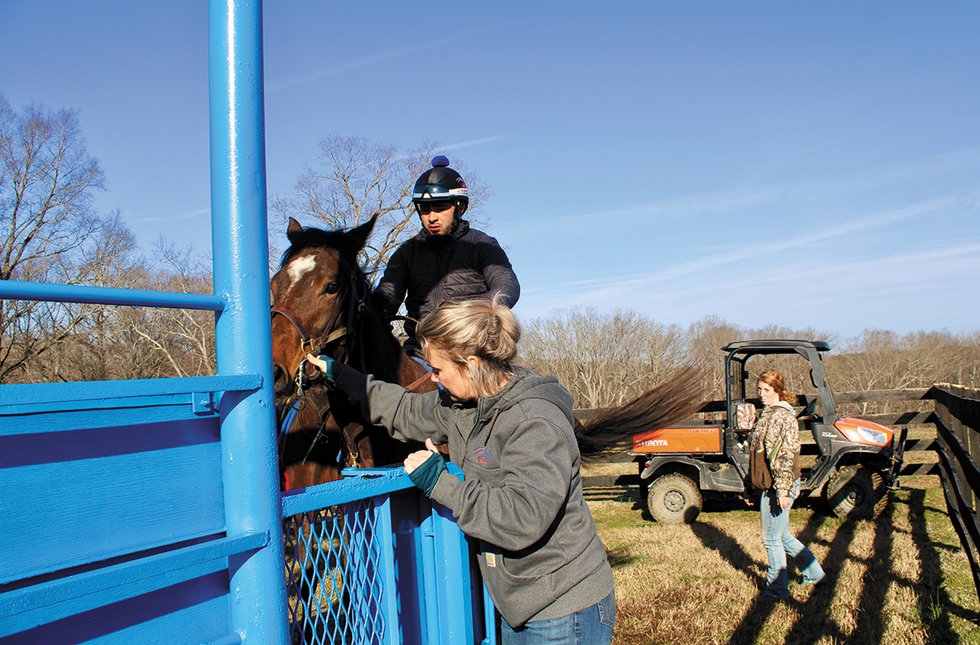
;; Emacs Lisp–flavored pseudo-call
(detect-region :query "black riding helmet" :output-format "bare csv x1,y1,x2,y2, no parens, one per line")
412,155,469,218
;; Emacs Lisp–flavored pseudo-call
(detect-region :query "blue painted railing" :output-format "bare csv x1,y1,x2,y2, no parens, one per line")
0,0,494,642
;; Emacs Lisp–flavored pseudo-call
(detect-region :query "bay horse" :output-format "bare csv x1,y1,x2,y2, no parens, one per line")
271,215,431,492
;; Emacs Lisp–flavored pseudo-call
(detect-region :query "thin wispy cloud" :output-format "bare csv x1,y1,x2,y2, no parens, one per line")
135,208,210,223
645,242,980,305
516,186,784,230
392,135,511,162
511,146,980,232
524,194,976,302
267,30,489,92
816,146,980,194
521,241,980,333
439,135,511,152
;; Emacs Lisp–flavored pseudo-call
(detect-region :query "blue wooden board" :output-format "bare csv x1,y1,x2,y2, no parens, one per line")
0,440,225,584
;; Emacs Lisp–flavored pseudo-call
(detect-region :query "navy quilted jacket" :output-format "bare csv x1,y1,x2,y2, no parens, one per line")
375,219,520,343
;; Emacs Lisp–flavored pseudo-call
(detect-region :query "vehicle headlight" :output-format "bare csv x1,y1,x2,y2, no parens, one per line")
857,427,888,446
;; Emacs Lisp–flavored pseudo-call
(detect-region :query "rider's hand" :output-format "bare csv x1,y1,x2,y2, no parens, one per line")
778,495,793,510
306,353,337,383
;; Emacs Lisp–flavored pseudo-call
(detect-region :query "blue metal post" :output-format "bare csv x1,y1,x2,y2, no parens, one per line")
208,1,287,642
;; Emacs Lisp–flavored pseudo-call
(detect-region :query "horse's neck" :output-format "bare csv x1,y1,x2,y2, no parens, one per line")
348,309,404,382
350,315,434,391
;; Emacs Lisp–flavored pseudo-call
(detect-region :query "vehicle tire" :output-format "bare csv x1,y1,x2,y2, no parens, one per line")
824,466,885,519
646,474,702,524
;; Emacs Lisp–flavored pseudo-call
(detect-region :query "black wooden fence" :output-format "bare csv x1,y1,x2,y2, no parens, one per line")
929,384,980,605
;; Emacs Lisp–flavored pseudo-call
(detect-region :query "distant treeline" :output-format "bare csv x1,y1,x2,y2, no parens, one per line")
4,95,976,395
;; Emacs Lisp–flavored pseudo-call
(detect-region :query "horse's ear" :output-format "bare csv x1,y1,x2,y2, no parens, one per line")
345,214,378,254
286,217,304,241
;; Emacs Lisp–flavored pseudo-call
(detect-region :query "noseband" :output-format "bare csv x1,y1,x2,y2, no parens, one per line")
271,304,348,361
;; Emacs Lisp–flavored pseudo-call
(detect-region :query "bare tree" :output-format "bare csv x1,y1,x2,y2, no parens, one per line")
125,239,216,378
827,329,980,415
684,316,743,401
0,96,110,383
67,213,144,381
269,135,489,281
522,308,686,408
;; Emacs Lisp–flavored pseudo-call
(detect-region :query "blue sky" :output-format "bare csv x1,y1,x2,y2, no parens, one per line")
2,2,978,337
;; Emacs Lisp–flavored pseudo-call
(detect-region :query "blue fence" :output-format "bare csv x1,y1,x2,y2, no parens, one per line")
0,1,493,642
282,468,492,644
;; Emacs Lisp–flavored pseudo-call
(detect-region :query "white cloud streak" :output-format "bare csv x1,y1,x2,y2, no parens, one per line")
266,31,487,92
136,207,210,223
525,195,972,300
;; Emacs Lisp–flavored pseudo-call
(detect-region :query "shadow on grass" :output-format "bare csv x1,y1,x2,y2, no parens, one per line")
783,498,893,644
583,487,641,504
689,520,764,584
605,546,642,569
688,501,862,645
906,488,972,643
851,495,896,643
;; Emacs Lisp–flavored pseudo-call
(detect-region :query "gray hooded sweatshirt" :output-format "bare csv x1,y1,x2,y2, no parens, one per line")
334,365,614,627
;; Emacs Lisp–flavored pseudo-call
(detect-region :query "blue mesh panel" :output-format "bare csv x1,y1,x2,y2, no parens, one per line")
284,500,386,645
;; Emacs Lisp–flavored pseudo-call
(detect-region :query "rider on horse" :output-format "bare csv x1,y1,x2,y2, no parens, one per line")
375,155,520,356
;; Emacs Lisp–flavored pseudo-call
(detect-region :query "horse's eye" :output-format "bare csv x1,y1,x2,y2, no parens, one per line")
324,282,339,295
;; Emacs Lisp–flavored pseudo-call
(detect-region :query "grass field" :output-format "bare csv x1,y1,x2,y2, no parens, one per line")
586,480,980,644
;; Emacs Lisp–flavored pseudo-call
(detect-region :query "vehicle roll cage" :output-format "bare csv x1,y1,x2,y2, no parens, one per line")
723,340,838,455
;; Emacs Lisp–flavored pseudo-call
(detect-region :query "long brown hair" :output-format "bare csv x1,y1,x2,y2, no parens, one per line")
758,369,796,404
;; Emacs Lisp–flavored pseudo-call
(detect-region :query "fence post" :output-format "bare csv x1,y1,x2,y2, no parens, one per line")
208,0,289,641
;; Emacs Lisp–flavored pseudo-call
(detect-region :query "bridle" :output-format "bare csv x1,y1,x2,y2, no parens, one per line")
272,252,372,471
271,249,431,472
271,254,367,397
271,304,347,396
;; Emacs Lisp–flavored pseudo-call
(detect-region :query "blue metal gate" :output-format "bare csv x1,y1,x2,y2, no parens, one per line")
282,468,493,644
0,1,494,642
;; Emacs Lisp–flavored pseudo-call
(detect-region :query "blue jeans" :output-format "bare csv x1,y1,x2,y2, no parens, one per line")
500,589,615,645
760,479,824,598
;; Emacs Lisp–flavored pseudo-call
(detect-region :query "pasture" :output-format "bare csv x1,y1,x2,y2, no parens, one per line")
585,473,980,644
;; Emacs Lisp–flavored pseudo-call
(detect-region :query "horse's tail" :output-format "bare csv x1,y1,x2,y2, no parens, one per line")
575,366,703,463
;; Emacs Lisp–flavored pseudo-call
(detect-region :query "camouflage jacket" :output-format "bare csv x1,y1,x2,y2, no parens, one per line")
751,401,800,497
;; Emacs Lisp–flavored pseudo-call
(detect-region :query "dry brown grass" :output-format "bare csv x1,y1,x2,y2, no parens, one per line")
588,484,980,644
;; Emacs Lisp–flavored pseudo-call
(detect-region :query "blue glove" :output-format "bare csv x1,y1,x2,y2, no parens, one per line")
407,452,447,497
314,354,338,384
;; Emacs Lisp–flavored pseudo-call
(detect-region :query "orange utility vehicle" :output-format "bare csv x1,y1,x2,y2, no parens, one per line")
632,339,906,524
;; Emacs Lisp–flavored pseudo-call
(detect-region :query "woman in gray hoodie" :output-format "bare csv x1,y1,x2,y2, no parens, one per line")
751,369,826,600
309,296,615,644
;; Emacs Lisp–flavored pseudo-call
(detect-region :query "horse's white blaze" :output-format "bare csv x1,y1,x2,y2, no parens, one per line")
287,255,317,287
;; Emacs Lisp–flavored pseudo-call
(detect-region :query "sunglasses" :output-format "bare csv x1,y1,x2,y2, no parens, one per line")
417,201,453,214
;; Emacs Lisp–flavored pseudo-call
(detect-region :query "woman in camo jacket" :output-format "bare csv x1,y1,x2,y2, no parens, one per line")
751,369,825,599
